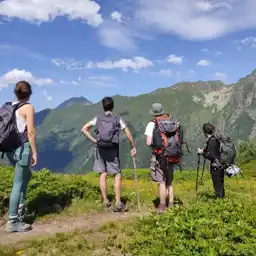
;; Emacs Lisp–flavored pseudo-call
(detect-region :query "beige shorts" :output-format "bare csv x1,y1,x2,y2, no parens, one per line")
150,155,175,186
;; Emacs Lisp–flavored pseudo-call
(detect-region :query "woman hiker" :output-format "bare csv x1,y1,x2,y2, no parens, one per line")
5,81,37,233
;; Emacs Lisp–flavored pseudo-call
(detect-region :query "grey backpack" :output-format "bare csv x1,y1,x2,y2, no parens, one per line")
95,114,121,149
0,102,28,154
152,115,182,164
215,133,236,167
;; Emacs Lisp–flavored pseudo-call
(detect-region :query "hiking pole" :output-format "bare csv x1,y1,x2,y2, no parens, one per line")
199,158,206,186
195,153,201,198
132,157,141,212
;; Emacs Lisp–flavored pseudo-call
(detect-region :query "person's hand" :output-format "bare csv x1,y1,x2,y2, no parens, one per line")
130,148,137,157
31,153,37,167
197,148,204,154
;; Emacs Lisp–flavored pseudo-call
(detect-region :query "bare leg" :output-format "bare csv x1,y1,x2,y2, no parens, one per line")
159,182,167,206
166,185,174,205
114,173,122,203
99,172,108,202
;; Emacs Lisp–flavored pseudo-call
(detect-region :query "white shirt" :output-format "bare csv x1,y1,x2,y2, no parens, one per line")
12,101,27,133
144,121,155,137
89,111,127,130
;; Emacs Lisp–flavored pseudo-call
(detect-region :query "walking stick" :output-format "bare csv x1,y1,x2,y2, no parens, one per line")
195,153,201,198
132,157,141,212
199,158,206,186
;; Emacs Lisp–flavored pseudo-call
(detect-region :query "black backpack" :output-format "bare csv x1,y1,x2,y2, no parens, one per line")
0,102,28,154
215,133,236,167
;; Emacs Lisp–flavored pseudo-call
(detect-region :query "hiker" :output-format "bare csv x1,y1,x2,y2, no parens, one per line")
81,96,136,212
2,81,37,232
144,103,181,213
197,123,225,198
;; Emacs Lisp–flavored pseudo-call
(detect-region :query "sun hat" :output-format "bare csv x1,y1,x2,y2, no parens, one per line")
149,103,166,116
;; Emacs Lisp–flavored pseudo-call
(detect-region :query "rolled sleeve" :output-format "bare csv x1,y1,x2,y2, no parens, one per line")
144,122,155,137
89,117,97,127
119,117,127,130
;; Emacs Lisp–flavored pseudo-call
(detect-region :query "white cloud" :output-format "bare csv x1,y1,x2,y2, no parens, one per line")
110,11,122,23
215,51,223,56
135,0,256,41
201,48,209,52
0,69,53,88
215,72,227,80
0,0,103,27
88,76,115,82
43,90,52,101
196,59,211,66
239,37,256,48
52,57,153,71
167,54,183,64
98,22,136,52
91,57,153,71
87,76,116,87
71,81,79,86
52,58,85,70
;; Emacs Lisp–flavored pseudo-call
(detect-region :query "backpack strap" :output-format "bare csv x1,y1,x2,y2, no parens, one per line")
153,116,168,149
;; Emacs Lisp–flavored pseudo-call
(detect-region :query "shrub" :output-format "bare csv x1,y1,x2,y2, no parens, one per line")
109,199,256,256
236,139,256,165
0,165,99,216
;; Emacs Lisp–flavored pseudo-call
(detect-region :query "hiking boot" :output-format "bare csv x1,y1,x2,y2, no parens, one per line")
112,202,125,212
18,204,27,221
103,199,111,209
5,220,32,233
156,204,166,214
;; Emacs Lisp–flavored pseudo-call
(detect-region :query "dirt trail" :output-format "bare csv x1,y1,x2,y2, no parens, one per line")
0,211,149,246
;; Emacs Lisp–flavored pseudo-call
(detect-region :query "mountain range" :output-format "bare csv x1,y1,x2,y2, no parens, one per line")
2,70,256,173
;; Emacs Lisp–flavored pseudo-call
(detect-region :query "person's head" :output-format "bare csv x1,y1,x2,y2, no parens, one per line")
202,123,215,137
14,81,32,101
150,103,166,116
102,97,114,112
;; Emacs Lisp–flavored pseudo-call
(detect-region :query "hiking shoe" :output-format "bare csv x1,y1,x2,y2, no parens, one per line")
156,204,167,214
103,199,112,209
5,221,32,233
18,204,27,221
112,202,125,212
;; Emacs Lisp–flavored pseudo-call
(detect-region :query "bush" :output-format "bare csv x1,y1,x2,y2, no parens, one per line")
110,199,256,256
0,165,99,216
236,139,256,165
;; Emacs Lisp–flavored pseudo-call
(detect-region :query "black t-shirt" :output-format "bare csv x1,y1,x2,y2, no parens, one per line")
202,135,220,163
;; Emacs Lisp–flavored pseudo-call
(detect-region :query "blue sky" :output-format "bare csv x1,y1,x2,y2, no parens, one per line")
0,0,256,111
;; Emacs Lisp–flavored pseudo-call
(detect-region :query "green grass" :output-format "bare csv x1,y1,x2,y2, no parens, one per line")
0,161,255,255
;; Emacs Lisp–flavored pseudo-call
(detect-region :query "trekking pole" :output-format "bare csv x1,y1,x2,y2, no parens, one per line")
195,153,201,198
132,157,141,212
199,158,206,186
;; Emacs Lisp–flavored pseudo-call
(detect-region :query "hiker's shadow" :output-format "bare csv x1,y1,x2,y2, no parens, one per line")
25,193,76,224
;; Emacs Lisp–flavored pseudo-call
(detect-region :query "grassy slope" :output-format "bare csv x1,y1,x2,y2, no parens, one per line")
0,160,255,255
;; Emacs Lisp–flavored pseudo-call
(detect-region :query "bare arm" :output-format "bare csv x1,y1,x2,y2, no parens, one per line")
81,122,97,144
123,127,136,148
24,105,37,156
146,136,152,146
